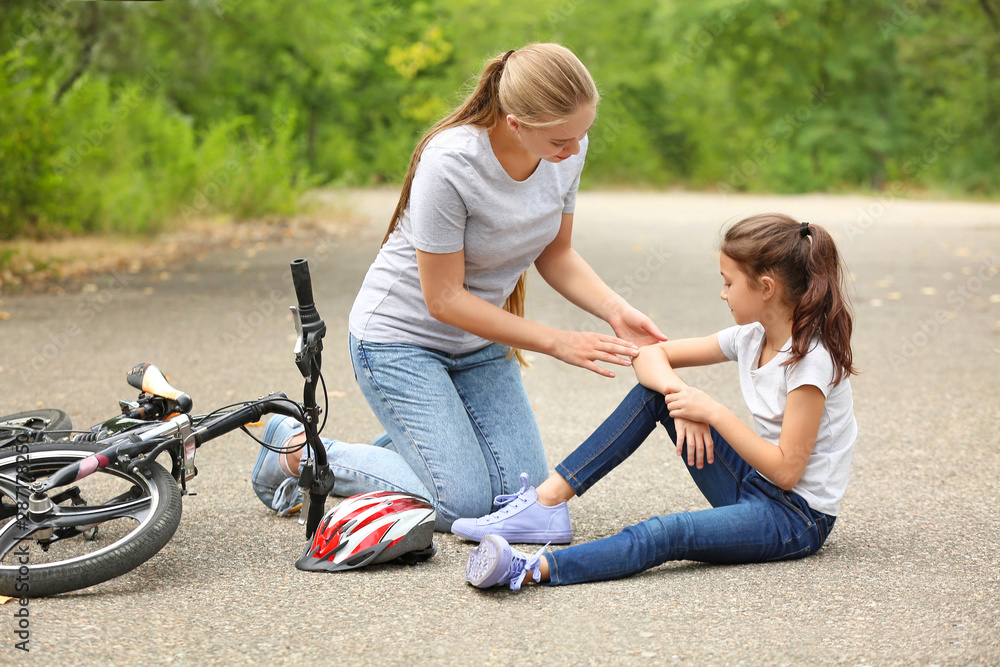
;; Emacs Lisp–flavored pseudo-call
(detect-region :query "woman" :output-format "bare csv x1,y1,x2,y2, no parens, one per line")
252,43,665,530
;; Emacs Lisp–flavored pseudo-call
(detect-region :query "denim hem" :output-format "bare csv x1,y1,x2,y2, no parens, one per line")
542,553,559,586
555,464,583,496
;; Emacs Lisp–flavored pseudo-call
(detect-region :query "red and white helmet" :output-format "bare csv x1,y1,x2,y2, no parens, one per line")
296,491,436,572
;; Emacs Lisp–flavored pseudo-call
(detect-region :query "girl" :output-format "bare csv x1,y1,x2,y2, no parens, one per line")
456,213,858,589
251,44,665,530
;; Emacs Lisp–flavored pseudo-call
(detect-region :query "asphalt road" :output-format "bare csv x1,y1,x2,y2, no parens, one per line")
1,190,998,666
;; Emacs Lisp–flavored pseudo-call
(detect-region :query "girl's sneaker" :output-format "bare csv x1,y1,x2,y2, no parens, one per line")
250,416,306,516
451,472,572,544
464,534,548,591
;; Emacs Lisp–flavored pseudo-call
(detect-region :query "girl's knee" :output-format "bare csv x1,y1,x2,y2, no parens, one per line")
626,383,671,424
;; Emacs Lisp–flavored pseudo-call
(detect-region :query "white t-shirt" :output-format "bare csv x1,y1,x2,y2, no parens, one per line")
349,125,588,354
717,323,857,516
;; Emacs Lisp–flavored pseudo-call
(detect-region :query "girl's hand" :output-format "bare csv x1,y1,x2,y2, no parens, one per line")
552,331,640,378
664,385,719,425
673,416,714,468
608,306,667,348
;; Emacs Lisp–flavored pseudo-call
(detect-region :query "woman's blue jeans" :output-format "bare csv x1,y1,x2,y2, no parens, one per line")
547,383,836,585
320,334,548,531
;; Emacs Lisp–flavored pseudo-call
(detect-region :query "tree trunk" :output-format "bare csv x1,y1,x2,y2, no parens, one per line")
54,2,99,105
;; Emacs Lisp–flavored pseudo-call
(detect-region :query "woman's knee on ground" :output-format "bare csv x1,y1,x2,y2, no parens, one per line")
430,479,496,532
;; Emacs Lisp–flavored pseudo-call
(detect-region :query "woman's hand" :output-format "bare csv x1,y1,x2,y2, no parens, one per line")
673,416,714,468
608,306,667,348
551,331,639,378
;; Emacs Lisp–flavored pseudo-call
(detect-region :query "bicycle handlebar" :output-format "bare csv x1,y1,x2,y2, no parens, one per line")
290,258,325,336
191,393,299,446
290,258,315,310
287,258,333,539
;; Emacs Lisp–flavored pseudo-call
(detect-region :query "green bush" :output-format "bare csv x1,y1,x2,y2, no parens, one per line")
1,0,998,242
1,54,312,237
0,52,68,238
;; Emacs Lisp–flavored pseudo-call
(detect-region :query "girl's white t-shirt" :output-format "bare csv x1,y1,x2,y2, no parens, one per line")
349,125,587,354
717,323,857,516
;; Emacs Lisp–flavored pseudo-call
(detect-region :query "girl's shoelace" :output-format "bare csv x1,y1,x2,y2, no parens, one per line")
508,543,549,591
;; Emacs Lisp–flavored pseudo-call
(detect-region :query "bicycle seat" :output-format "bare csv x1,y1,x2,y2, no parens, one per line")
126,363,193,414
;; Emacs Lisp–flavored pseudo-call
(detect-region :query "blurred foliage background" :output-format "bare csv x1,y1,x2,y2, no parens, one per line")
1,0,997,239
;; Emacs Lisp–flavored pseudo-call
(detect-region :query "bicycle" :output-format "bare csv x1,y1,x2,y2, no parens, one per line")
0,259,341,597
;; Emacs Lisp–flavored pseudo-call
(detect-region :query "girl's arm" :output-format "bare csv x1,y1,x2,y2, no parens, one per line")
632,336,729,468
416,248,639,378
664,382,826,490
632,336,729,393
534,213,666,347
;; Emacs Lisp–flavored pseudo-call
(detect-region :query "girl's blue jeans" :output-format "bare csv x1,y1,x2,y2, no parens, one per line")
321,334,548,532
546,383,836,586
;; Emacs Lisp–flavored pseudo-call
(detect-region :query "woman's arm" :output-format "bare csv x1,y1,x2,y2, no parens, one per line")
534,213,666,347
416,248,640,378
664,383,826,490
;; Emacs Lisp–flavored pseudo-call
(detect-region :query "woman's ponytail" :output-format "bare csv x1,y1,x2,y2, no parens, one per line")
383,55,506,245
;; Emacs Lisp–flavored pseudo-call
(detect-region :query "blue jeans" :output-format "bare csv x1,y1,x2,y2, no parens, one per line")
329,334,548,531
547,384,835,585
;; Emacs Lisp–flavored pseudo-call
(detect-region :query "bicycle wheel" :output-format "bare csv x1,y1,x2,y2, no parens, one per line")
0,442,182,597
0,409,73,445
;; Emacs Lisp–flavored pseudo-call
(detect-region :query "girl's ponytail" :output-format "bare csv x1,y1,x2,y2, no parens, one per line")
721,214,857,385
794,223,856,385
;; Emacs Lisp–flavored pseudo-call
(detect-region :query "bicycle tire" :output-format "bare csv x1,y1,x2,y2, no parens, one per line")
0,409,73,444
0,442,182,597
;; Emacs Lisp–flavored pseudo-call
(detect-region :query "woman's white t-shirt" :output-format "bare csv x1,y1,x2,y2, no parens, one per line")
350,125,588,354
717,323,857,516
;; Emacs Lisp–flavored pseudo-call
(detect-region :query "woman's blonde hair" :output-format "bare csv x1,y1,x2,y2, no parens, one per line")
383,43,599,365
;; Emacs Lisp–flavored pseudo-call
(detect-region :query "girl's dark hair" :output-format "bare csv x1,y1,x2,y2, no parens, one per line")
720,213,857,385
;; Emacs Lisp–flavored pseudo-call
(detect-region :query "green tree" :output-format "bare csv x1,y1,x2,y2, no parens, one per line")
0,0,997,241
